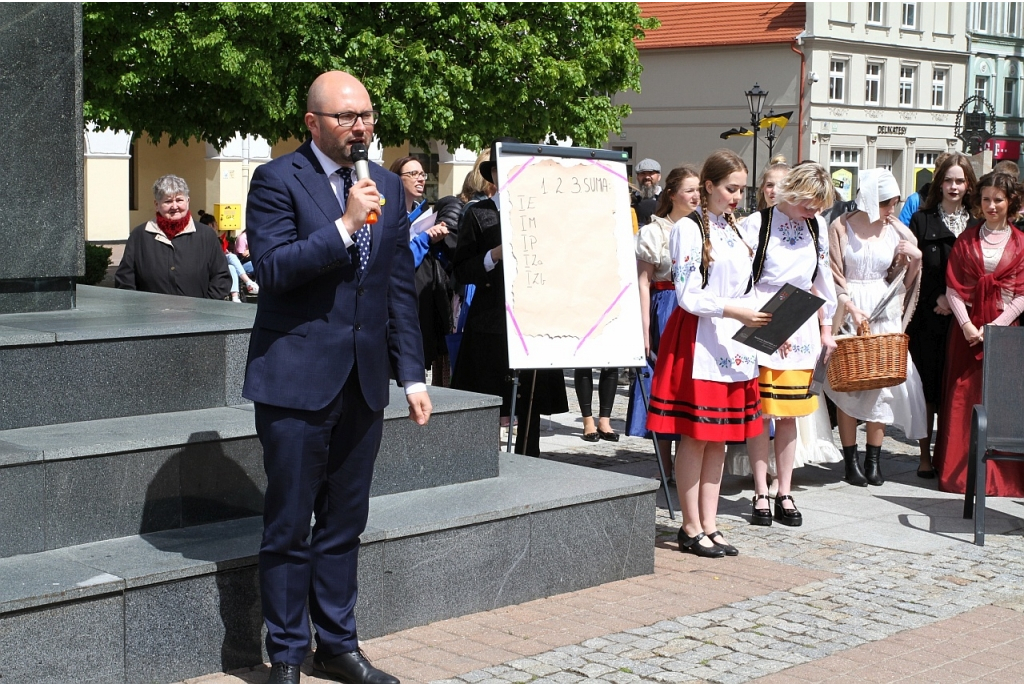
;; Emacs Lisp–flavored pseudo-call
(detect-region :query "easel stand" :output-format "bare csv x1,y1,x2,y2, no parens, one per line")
505,370,538,453
637,365,677,520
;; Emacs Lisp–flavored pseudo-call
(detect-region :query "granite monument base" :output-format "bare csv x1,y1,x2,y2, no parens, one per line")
0,286,658,683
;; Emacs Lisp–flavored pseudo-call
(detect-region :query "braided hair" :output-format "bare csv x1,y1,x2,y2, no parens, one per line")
699,150,750,273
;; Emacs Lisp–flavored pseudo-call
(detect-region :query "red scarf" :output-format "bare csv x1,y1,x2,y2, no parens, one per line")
155,213,191,239
946,222,1024,356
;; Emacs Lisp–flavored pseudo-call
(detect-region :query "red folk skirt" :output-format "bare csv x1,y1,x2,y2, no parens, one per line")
646,308,763,442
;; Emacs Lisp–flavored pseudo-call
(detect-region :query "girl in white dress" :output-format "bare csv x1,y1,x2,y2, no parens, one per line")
740,164,839,527
825,169,927,486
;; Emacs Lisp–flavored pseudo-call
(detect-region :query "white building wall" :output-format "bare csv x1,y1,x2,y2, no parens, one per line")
614,44,802,186
803,2,969,200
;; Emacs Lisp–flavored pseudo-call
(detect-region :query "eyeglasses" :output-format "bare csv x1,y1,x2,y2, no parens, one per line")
400,171,429,180
311,110,380,128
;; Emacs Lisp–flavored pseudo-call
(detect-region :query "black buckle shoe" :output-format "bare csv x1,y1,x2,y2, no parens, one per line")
707,531,739,556
313,649,399,684
677,529,726,558
750,493,773,526
269,662,301,684
774,494,803,527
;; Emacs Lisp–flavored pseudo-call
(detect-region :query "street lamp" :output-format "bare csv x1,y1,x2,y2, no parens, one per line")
761,109,793,160
745,83,768,211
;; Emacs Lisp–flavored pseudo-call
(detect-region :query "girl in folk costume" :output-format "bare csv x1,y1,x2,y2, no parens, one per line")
740,163,838,527
647,150,770,558
935,172,1024,496
626,165,702,478
826,169,927,487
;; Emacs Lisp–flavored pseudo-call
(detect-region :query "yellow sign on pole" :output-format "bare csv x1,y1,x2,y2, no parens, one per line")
214,203,241,231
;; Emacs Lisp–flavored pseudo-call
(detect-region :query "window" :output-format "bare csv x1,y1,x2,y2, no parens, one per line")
830,149,861,165
1010,3,1021,34
1004,78,1017,116
830,59,847,102
901,2,917,28
976,75,990,101
900,66,916,106
977,2,991,32
932,69,947,109
865,63,882,105
916,152,941,167
867,2,884,24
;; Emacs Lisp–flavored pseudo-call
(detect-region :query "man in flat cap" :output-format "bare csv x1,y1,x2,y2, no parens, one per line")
632,158,662,227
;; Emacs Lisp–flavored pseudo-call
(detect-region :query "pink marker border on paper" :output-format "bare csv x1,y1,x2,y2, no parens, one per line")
506,303,529,355
575,284,631,353
587,160,630,183
502,156,536,190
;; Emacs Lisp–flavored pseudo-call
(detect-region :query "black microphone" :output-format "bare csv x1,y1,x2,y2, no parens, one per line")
349,142,378,224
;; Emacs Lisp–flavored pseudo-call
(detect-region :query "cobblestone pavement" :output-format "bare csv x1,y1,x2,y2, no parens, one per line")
191,375,1024,684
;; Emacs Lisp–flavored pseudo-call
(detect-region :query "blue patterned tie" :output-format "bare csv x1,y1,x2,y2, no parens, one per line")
340,168,371,270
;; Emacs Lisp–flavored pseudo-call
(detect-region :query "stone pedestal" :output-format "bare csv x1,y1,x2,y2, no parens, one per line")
0,3,84,314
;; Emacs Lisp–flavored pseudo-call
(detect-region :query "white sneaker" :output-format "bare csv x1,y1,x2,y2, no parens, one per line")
245,281,260,294
231,294,242,303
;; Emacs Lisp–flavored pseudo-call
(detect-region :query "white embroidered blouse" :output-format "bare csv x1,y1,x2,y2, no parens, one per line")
670,211,759,383
739,208,838,371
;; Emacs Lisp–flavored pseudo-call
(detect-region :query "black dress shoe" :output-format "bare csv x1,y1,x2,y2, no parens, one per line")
597,430,619,442
750,494,773,526
774,494,803,527
269,662,301,684
916,467,936,479
707,531,739,556
677,529,726,558
313,649,399,684
581,431,600,442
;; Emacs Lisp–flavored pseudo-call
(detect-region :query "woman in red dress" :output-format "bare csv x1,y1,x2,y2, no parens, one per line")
935,172,1024,496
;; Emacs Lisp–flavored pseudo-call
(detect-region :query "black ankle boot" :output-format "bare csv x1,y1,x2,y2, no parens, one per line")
842,444,868,487
864,444,884,485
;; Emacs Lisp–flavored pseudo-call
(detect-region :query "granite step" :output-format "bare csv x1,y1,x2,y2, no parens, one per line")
0,386,501,558
0,453,658,683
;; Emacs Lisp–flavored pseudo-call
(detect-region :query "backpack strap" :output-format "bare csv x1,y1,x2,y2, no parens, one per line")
747,206,774,293
687,210,711,289
806,215,820,285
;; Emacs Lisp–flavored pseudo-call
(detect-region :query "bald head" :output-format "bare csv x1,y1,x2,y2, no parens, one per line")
307,71,369,113
305,71,375,166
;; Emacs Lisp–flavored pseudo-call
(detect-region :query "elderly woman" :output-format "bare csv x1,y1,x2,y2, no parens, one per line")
115,175,231,299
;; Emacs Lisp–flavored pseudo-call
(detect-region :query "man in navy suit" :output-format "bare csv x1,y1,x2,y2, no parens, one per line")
243,71,431,685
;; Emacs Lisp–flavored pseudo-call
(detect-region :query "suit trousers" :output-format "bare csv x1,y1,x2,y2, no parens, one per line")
254,370,385,665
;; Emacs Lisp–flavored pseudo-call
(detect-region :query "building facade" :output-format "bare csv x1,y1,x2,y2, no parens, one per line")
622,2,975,206
803,2,970,200
83,132,476,244
967,2,1024,165
620,3,806,187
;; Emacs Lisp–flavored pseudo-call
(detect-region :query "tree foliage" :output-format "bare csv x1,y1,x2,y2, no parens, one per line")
83,3,658,149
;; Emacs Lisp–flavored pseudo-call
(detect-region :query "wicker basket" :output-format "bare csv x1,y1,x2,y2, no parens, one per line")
826,320,909,392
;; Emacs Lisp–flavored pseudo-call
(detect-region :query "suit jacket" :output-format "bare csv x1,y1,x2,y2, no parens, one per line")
242,141,425,413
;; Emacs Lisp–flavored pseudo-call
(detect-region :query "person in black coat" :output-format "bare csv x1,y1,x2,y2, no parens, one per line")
450,141,568,456
115,174,232,300
905,152,977,478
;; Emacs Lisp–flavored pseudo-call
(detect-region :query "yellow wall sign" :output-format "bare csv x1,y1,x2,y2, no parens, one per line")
214,203,241,231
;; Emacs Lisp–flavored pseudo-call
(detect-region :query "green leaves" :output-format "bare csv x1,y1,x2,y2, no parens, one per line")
83,2,657,149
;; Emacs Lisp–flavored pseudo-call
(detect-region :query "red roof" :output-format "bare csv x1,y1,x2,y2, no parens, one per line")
637,2,805,49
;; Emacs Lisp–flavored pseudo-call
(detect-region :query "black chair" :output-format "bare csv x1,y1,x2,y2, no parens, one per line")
963,325,1024,545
